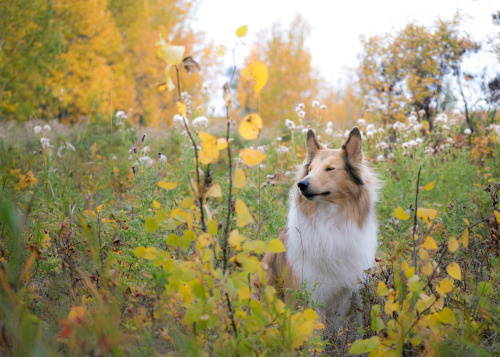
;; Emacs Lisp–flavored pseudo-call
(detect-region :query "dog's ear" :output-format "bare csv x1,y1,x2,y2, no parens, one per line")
306,129,321,161
342,127,362,163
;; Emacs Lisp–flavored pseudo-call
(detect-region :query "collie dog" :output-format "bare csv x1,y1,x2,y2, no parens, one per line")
252,127,378,330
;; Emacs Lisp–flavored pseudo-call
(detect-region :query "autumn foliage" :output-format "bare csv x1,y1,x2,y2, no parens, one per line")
1,4,500,356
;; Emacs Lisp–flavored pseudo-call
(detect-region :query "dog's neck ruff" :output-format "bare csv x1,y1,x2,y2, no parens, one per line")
285,188,378,304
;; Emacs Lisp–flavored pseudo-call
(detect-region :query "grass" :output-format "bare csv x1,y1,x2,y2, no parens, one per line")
0,114,499,356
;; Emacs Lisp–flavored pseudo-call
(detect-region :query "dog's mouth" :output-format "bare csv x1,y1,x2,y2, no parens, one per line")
302,191,331,199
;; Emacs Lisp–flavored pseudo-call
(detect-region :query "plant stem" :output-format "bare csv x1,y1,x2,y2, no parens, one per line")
222,49,238,273
412,166,421,269
176,65,206,232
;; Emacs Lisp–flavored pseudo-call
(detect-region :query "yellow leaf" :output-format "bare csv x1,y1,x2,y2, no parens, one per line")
417,207,437,224
216,138,228,151
462,228,469,248
267,239,286,253
240,148,266,166
153,200,161,209
394,207,409,220
494,210,500,224
176,102,187,117
97,204,103,213
438,307,455,324
180,198,193,208
234,168,246,189
160,44,185,65
199,132,219,165
207,220,218,235
235,199,254,227
228,230,245,250
423,181,436,191
401,261,409,271
235,25,248,38
376,281,389,296
448,236,459,253
405,267,415,278
436,278,454,296
238,286,251,300
158,181,177,190
238,114,263,140
422,236,438,250
84,209,96,217
241,61,268,93
205,183,222,199
446,262,461,280
133,247,146,257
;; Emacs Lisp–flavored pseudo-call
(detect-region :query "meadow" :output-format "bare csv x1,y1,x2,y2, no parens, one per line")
1,6,500,355
1,96,499,356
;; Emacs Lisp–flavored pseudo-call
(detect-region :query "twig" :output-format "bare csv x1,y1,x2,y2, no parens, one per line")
412,166,422,269
222,49,238,273
225,291,238,337
176,65,206,232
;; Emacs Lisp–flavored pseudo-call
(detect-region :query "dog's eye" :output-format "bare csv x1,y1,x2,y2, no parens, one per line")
325,167,335,172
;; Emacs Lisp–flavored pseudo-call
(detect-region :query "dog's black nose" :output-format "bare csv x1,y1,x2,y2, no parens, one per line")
297,180,309,191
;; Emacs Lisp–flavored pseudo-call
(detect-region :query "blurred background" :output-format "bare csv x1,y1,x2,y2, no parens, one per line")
0,0,498,129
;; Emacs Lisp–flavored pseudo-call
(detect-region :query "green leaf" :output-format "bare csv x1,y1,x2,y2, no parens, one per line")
145,217,158,232
349,339,367,354
167,233,179,248
207,219,218,236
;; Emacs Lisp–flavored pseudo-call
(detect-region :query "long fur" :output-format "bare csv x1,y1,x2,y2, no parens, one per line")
252,127,379,330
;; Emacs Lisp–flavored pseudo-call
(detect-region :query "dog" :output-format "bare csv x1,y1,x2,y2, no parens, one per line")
252,127,379,331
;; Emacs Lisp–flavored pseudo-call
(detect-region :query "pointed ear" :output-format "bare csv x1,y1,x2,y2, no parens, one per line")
342,127,362,162
306,129,321,161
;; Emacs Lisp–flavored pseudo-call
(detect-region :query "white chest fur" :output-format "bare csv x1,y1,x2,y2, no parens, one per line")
286,194,378,308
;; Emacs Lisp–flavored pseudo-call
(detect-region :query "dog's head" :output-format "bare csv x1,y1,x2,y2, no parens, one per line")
297,127,364,204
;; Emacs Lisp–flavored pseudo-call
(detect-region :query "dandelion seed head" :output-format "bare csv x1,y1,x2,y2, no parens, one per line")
312,100,320,108
285,119,296,130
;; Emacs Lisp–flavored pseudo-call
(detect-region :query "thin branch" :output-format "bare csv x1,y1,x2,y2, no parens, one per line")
412,166,422,269
222,49,238,273
176,65,206,232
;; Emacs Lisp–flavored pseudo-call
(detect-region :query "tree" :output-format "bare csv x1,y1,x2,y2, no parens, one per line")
48,0,133,121
109,0,217,126
358,14,479,128
237,15,320,125
0,0,61,120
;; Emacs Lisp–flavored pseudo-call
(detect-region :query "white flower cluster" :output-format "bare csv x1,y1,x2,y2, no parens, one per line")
275,145,290,154
285,119,296,130
295,103,306,119
192,116,208,128
40,137,51,150
173,114,188,126
34,124,51,135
